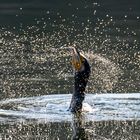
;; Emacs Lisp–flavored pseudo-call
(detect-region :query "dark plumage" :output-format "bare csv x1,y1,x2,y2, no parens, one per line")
68,47,91,113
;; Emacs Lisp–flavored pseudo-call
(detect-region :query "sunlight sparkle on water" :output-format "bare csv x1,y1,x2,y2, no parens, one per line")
0,0,139,98
0,1,139,139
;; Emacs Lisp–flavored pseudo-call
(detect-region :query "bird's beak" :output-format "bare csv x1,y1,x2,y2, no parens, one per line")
60,46,83,70
60,47,80,61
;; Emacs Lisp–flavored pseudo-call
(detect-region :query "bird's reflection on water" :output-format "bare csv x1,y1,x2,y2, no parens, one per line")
71,113,88,140
0,117,140,140
71,115,140,140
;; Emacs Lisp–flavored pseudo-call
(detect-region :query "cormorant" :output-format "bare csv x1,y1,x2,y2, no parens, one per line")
68,47,91,113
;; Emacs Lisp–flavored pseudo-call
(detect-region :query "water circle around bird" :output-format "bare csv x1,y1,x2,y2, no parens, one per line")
0,93,140,123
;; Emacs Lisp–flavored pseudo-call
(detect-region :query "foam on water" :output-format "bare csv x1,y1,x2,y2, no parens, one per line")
0,93,140,123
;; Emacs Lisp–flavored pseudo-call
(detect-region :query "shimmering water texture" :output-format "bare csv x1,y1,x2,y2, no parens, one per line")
0,0,140,139
0,2,140,98
0,93,139,123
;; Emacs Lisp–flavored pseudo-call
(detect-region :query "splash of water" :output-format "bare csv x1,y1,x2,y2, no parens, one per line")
0,93,140,123
0,12,139,99
86,53,122,93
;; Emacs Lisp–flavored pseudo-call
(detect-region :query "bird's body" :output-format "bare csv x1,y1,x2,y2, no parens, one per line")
68,47,91,113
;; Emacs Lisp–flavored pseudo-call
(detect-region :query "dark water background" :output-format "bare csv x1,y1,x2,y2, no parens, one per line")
0,0,140,99
0,0,140,139
0,0,140,98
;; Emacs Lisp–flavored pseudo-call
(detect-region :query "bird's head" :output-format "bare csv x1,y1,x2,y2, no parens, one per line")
62,46,84,71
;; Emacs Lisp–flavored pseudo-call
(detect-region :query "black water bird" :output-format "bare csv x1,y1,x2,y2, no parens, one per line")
67,47,91,113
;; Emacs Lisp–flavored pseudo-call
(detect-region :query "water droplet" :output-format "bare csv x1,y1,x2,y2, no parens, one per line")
93,10,96,15
46,11,50,14
68,3,72,6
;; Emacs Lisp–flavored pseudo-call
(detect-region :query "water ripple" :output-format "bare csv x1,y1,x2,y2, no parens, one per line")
0,93,140,123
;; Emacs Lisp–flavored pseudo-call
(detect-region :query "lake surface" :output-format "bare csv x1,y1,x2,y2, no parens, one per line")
0,93,140,139
0,0,140,139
